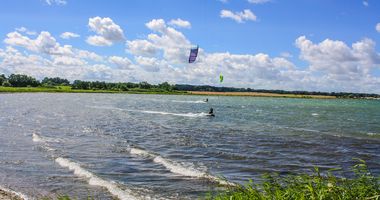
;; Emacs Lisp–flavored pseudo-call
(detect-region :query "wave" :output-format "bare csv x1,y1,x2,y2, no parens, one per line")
311,113,319,116
55,157,141,200
0,185,30,200
128,148,236,186
171,100,206,104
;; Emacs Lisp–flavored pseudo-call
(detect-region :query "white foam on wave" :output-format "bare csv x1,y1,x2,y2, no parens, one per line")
367,132,379,136
32,133,43,142
311,113,319,116
142,110,208,118
128,148,236,186
55,157,140,200
171,100,206,104
0,185,30,200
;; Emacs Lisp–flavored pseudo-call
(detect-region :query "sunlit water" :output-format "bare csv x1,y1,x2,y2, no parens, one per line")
0,93,379,199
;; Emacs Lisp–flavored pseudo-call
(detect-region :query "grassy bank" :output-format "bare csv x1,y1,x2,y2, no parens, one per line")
189,91,337,99
207,160,379,200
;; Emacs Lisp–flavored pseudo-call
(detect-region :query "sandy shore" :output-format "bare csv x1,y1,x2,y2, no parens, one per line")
189,91,337,99
0,188,25,200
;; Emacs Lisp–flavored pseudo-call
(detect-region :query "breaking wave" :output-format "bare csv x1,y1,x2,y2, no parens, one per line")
128,147,236,186
55,157,140,200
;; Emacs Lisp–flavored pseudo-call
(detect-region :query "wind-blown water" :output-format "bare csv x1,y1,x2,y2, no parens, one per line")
0,93,379,199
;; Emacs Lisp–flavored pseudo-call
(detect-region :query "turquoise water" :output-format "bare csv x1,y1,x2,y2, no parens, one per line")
0,93,379,199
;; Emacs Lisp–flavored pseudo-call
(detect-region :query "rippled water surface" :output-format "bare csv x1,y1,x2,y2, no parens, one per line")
0,93,379,199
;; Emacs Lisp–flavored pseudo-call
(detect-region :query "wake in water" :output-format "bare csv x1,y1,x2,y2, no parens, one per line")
89,106,209,118
171,100,206,104
141,110,209,118
128,147,236,186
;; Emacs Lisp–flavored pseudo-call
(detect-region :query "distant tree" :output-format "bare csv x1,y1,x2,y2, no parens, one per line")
158,82,173,91
8,74,40,87
41,77,70,86
0,74,6,85
139,81,151,89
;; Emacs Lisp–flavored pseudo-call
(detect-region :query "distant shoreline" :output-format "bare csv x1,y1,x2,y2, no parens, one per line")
0,86,338,99
189,91,337,99
2,86,378,99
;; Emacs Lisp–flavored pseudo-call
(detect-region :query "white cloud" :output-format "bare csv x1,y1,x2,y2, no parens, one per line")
4,31,73,55
86,35,113,46
220,9,257,23
126,39,158,57
108,56,133,70
46,0,67,6
363,1,369,7
60,32,80,39
86,17,125,46
376,23,380,33
169,18,191,29
135,56,160,72
15,27,37,35
248,0,270,4
295,36,380,77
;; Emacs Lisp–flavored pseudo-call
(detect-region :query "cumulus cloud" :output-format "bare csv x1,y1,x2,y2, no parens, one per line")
363,0,369,7
126,39,158,57
5,31,73,55
169,18,191,29
86,17,125,46
108,56,133,70
248,0,270,4
15,27,36,35
220,9,257,23
46,0,67,6
295,36,380,77
60,32,80,39
376,23,380,33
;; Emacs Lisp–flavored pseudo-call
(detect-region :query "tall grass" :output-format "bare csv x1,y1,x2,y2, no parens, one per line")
207,159,379,200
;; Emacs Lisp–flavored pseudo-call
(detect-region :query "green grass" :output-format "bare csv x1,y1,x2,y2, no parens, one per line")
206,159,379,200
0,86,187,95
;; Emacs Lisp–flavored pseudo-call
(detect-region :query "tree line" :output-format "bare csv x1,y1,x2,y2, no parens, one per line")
0,73,379,98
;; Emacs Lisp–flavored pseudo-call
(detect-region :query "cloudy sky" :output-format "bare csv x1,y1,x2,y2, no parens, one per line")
0,0,380,93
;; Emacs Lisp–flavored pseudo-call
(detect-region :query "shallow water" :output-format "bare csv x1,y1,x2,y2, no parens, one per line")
0,93,379,199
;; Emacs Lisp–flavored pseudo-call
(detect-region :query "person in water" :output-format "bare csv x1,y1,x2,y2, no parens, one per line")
208,107,214,115
205,98,208,102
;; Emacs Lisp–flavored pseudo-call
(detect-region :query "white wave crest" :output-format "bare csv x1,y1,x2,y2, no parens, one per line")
55,157,139,200
0,185,30,200
171,100,206,104
128,148,235,186
32,133,43,142
312,113,319,116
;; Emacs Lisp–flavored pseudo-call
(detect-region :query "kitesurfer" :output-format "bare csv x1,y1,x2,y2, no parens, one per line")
208,107,215,117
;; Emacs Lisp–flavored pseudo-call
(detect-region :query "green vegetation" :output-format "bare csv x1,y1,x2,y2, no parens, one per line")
207,160,379,200
0,73,379,98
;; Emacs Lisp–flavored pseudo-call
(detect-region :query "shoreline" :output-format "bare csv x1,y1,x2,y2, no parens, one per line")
189,91,337,99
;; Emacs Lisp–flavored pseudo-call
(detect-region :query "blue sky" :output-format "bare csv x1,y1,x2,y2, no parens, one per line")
1,0,380,93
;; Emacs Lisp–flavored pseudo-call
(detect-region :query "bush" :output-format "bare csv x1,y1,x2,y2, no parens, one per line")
207,159,379,200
